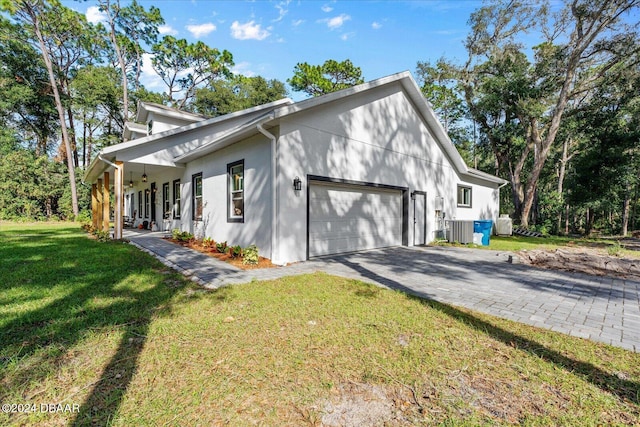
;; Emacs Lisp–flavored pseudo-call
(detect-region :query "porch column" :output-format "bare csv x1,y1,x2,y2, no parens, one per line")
96,178,103,229
91,183,98,229
103,171,110,232
113,161,124,239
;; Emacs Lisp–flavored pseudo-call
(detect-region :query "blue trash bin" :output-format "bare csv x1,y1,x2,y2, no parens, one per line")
473,220,493,246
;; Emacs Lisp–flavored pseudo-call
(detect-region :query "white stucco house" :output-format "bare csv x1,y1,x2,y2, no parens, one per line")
84,71,506,264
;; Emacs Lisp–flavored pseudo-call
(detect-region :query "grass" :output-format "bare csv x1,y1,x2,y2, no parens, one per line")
1,223,639,425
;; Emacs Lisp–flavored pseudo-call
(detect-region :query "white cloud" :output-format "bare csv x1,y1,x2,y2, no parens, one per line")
232,62,256,77
292,19,305,27
321,5,333,13
341,32,355,41
230,20,271,40
186,22,217,38
158,25,178,36
372,21,382,30
274,1,290,22
320,14,350,30
86,6,107,24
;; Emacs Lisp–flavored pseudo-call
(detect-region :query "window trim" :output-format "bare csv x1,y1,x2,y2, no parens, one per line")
457,185,472,208
162,182,170,219
227,160,244,223
173,179,181,219
138,191,142,218
192,172,203,221
144,189,150,218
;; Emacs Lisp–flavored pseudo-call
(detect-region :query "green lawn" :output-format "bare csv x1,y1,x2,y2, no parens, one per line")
1,223,639,426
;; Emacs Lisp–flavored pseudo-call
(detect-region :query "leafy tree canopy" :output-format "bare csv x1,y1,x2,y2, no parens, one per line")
288,59,364,97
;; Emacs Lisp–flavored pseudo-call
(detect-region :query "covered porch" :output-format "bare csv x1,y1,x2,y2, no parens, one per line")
87,159,182,240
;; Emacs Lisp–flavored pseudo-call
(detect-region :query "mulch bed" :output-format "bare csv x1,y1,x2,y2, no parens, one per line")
164,237,276,270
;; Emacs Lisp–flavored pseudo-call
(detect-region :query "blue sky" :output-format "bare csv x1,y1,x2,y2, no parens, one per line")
72,0,482,100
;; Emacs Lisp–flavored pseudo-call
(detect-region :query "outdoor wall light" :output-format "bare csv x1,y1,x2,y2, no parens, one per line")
293,176,302,191
129,171,133,188
142,165,147,183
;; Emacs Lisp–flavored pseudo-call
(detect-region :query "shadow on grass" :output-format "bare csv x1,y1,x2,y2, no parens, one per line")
336,256,640,405
0,226,190,425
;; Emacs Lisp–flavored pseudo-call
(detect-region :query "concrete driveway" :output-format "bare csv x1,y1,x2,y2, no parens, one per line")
126,231,639,352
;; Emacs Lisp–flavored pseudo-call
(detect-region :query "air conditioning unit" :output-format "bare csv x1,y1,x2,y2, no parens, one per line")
447,220,474,244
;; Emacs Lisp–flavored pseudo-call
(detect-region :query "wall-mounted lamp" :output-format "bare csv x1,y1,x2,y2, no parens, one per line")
293,176,302,191
410,191,416,200
129,171,134,188
142,165,147,183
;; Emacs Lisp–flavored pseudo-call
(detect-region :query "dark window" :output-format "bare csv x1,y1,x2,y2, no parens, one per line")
173,179,181,219
144,189,150,218
457,185,472,208
192,173,203,221
138,191,142,218
163,182,170,219
227,160,244,223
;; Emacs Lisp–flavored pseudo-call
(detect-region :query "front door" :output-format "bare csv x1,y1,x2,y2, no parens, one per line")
150,182,156,223
413,191,427,246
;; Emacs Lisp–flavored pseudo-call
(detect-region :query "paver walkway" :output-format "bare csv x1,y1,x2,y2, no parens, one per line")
126,230,640,352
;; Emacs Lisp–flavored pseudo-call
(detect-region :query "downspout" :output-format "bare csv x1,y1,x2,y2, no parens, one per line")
257,116,280,265
98,154,123,240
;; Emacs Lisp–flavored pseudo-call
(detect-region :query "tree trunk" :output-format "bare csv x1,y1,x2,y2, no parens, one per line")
104,0,130,126
27,3,79,217
67,106,79,168
622,182,631,236
556,138,572,233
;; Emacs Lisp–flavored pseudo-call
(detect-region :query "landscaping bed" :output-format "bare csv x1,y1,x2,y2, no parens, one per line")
165,235,276,270
164,229,276,270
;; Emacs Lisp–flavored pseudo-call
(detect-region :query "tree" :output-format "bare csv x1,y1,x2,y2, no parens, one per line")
288,59,364,97
70,65,121,168
151,35,234,109
2,0,81,217
0,16,57,156
98,0,164,123
194,75,287,117
453,0,640,227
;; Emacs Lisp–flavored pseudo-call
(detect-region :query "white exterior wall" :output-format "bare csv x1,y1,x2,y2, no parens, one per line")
147,112,198,135
181,134,273,258
275,82,499,263
453,175,500,222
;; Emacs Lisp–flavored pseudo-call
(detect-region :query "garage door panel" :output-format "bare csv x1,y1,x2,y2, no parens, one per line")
309,182,402,257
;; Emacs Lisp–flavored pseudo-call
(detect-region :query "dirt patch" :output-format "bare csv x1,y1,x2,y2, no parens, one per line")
318,382,418,426
517,248,640,281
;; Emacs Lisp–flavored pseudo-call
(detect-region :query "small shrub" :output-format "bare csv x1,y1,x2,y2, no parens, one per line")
81,222,94,233
171,228,194,242
216,241,228,253
94,229,111,242
202,237,216,248
229,245,242,258
607,240,622,257
242,244,259,265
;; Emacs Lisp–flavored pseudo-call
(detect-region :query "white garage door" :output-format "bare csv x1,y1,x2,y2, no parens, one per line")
309,182,402,257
